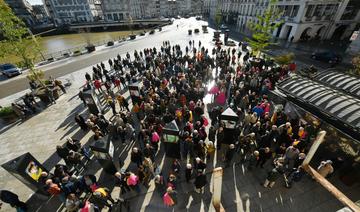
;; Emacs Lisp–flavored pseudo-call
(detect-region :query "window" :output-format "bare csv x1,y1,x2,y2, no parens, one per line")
291,5,299,17
313,5,324,18
305,5,314,17
284,5,291,16
341,0,360,20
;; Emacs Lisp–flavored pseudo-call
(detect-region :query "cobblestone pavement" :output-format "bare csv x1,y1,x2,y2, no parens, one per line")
0,18,359,212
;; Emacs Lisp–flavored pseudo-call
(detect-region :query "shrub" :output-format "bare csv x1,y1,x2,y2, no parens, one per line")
0,106,15,117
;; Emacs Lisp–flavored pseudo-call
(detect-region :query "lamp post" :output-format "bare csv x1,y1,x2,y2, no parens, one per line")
89,135,117,175
220,107,239,145
162,120,181,159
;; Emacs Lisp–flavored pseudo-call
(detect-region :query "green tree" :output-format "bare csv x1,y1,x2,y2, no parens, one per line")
246,0,283,58
274,52,295,66
0,0,45,86
215,8,222,30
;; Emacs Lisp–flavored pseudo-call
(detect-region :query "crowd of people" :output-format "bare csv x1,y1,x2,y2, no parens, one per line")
2,38,335,212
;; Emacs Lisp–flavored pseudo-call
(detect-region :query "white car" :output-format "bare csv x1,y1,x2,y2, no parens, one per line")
0,64,22,78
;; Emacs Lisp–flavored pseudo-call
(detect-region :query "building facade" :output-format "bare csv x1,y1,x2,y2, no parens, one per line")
272,0,360,42
32,4,51,24
210,0,360,42
43,0,102,25
5,0,37,26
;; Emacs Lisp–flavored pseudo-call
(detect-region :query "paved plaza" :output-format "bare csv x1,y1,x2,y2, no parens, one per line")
0,18,359,212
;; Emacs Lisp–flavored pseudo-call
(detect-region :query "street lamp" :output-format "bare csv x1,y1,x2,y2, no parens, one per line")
89,135,117,175
162,120,181,159
220,107,239,145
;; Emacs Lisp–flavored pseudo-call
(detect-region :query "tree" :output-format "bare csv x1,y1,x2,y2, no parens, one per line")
0,0,45,86
215,8,222,30
246,0,283,58
274,52,295,66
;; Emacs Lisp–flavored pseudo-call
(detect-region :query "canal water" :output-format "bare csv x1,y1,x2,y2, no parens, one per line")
39,30,141,55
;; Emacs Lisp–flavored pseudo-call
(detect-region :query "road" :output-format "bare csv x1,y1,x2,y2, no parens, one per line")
0,18,211,99
0,17,350,99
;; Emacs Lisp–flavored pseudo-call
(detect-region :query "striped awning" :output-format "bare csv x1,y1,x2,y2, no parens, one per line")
277,76,360,130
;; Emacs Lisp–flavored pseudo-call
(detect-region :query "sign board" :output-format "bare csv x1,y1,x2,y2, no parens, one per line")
350,31,359,41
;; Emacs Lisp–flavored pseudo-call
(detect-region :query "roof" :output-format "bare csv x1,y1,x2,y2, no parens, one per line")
277,75,360,132
314,69,360,99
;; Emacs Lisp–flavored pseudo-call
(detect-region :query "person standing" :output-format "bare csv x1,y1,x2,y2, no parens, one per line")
194,172,207,193
185,163,193,183
0,190,27,211
256,147,272,168
263,167,282,188
163,187,177,207
317,160,334,178
224,144,236,167
45,87,56,104
131,147,143,167
75,114,88,131
106,96,117,116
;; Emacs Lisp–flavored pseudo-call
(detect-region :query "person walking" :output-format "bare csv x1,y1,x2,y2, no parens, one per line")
0,190,27,211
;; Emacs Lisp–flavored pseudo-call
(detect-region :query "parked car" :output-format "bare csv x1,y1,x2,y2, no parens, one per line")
140,31,146,36
149,30,155,34
226,40,236,46
129,34,136,40
0,64,22,78
311,51,342,64
220,24,228,31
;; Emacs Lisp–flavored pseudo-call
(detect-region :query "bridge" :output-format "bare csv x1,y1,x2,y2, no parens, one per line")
68,19,173,31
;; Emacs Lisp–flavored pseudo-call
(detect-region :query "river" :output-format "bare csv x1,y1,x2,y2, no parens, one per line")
39,30,142,55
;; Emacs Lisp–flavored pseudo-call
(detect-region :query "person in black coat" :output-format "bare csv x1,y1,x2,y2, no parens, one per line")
131,147,143,167
256,147,272,168
194,157,206,174
185,163,193,183
0,190,27,211
225,144,236,167
194,172,207,193
75,114,88,131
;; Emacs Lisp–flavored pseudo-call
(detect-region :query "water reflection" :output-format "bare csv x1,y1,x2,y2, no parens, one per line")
39,30,142,54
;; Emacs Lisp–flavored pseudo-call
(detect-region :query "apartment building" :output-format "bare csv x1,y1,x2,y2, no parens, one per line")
43,0,102,24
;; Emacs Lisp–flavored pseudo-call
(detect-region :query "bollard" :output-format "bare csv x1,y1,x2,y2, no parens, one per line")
212,167,224,212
